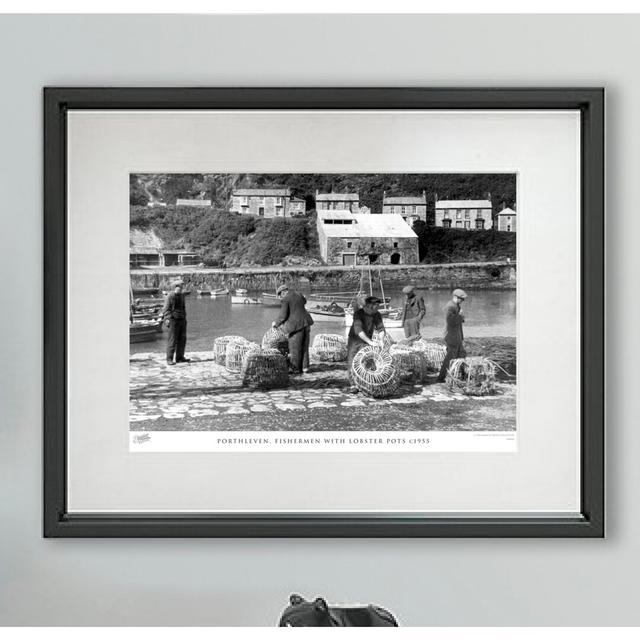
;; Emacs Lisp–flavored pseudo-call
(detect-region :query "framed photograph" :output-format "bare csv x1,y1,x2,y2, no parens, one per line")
44,88,604,537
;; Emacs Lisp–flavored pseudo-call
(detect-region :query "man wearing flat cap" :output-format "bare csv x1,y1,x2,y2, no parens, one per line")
272,284,312,375
162,280,190,366
346,295,387,393
437,288,468,382
400,285,426,339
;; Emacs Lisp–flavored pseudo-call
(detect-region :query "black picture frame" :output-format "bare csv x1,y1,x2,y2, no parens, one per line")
44,87,604,538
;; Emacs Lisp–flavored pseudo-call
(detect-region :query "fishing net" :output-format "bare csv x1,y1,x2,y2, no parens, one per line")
310,333,348,362
351,345,399,398
213,335,246,365
261,327,289,357
225,340,260,373
446,356,497,396
241,349,289,389
389,345,427,383
410,340,447,371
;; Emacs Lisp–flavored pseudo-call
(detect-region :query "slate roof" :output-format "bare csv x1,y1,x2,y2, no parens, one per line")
383,195,426,205
497,207,517,216
318,211,416,238
316,193,359,201
436,199,492,209
233,188,291,197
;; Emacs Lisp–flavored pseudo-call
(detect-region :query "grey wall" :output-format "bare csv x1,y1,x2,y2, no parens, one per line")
0,14,634,626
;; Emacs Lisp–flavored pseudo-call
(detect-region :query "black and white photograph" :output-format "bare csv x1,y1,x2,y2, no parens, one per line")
129,172,517,451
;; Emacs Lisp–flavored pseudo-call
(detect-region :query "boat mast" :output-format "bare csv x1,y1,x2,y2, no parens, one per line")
129,281,135,323
378,269,388,310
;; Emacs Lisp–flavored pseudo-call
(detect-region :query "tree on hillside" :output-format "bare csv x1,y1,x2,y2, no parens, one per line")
129,175,150,206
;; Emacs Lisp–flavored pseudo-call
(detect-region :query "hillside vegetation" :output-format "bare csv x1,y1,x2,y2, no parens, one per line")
413,222,516,263
130,205,320,267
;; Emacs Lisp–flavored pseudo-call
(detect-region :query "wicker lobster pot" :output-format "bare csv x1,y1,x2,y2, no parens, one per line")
410,340,447,371
446,356,497,396
213,335,246,365
351,346,399,398
261,327,289,357
225,340,260,373
310,333,348,362
389,345,427,383
241,349,289,389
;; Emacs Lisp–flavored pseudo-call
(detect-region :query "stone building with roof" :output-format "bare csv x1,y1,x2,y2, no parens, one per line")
316,210,419,266
434,198,493,230
497,206,517,232
230,188,293,218
382,191,427,225
129,228,200,268
315,191,360,213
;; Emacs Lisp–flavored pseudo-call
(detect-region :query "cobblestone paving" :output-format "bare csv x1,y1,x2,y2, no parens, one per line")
130,351,516,432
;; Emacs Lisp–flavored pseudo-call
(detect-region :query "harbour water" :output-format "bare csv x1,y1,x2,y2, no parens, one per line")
130,286,516,355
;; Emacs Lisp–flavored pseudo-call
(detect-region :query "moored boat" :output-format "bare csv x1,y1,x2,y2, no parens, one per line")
309,302,346,322
132,286,159,296
198,287,229,297
343,306,404,329
231,288,262,304
260,292,282,306
129,319,163,343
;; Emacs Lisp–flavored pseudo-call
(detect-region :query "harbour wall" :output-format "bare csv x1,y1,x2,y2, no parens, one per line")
130,261,516,291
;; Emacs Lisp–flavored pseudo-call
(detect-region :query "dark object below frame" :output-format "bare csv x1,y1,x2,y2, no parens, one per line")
43,87,604,538
279,594,399,627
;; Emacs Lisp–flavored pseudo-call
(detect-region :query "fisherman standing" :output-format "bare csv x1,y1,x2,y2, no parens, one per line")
399,285,426,339
162,280,190,366
437,288,467,382
347,295,387,393
272,284,312,375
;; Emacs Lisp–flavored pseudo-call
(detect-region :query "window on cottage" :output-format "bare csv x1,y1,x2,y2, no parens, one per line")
393,242,398,248
347,241,353,248
456,210,462,219
401,206,406,214
370,242,375,248
475,219,485,229
456,220,463,228
464,210,470,219
443,219,452,228
464,221,471,229
275,197,282,205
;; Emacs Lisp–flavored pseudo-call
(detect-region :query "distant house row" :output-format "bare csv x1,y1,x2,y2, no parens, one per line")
154,188,517,232
229,188,516,232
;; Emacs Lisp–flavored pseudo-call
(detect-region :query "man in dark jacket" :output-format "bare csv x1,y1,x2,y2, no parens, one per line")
273,284,312,374
437,288,467,382
400,285,426,339
346,295,387,392
162,280,190,366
